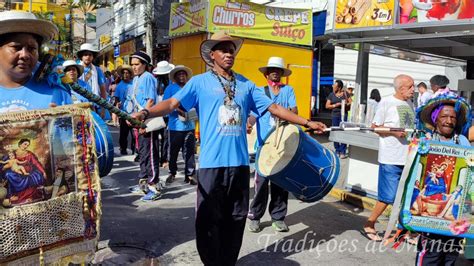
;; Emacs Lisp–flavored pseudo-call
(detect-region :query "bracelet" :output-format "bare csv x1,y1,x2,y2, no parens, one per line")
140,109,150,120
304,119,311,128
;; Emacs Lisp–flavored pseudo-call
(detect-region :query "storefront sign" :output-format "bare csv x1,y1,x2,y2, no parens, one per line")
169,0,207,37
334,0,395,30
119,39,135,57
113,46,120,57
208,0,312,46
399,0,474,24
99,34,111,49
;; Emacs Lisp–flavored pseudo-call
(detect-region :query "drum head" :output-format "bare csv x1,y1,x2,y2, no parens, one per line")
257,124,300,176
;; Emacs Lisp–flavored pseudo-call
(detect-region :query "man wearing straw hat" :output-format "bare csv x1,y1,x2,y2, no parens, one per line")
128,51,162,202
414,93,471,265
163,65,197,185
77,43,107,114
247,56,297,233
0,11,71,113
114,64,135,155
131,31,326,265
153,60,175,168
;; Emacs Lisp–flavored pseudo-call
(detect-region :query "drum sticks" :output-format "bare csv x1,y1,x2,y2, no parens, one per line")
322,127,416,132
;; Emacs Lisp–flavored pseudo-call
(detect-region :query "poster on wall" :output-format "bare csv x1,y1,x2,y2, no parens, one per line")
169,0,208,37
208,0,312,46
399,0,474,24
334,0,395,30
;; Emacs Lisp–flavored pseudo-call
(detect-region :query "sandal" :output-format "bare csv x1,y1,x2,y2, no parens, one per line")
360,229,383,242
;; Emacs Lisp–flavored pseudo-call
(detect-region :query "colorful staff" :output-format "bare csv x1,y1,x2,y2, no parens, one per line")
322,126,416,133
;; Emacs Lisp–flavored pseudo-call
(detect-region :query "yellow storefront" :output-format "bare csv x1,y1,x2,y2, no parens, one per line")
169,0,313,119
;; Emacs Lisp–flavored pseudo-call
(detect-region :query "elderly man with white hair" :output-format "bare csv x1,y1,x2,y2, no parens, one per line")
362,74,415,241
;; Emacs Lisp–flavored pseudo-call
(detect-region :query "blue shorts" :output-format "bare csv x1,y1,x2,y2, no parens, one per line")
377,163,404,204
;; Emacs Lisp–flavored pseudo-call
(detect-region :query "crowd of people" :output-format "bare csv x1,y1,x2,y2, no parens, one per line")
1,10,473,265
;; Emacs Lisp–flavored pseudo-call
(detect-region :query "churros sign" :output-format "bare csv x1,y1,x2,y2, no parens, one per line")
209,0,312,46
334,0,395,30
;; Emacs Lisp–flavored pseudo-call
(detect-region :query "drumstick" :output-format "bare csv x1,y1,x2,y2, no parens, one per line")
64,82,146,129
274,118,280,147
321,127,416,132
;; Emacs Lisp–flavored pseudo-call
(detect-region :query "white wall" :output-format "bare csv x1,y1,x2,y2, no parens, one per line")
334,46,466,99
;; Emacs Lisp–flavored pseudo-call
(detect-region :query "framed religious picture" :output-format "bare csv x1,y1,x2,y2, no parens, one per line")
400,140,474,238
0,104,101,264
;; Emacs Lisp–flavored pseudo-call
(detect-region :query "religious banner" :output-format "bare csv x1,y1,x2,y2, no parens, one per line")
399,0,474,24
208,0,312,46
0,104,101,264
400,140,474,238
169,0,208,37
334,0,395,30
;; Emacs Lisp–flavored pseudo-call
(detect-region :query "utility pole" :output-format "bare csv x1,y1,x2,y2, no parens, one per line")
144,0,153,59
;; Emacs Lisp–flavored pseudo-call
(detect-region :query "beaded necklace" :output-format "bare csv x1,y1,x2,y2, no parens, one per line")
211,70,237,101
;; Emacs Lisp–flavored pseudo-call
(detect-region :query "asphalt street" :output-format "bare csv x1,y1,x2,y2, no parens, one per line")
92,126,471,265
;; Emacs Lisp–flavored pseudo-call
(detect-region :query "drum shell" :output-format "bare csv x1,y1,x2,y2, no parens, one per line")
256,126,340,202
91,112,114,177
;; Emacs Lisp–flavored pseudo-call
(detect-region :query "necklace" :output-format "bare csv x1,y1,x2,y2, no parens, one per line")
211,70,236,101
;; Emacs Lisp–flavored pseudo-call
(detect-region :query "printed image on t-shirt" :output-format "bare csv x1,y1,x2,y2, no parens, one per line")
397,105,415,129
217,96,242,136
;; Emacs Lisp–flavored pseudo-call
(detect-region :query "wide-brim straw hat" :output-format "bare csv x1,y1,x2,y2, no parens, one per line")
0,11,58,43
416,93,471,135
258,56,292,77
62,60,84,76
200,31,243,67
116,64,133,77
153,61,175,75
169,65,193,83
77,43,99,58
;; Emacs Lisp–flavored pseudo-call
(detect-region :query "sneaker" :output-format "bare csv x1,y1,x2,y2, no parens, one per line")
187,176,197,185
184,176,190,183
141,190,161,201
248,220,261,233
134,155,140,162
129,185,146,194
272,220,289,232
166,174,175,184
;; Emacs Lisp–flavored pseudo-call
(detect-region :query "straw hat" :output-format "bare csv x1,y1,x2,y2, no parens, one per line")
0,11,58,43
62,60,84,76
153,61,175,75
116,64,133,77
200,31,243,67
169,65,193,83
416,93,471,135
258,57,292,77
77,43,99,58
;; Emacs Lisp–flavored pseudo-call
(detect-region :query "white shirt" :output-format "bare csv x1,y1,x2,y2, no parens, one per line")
373,95,415,165
417,90,433,107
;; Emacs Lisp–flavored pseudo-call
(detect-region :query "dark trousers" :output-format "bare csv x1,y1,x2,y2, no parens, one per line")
158,128,168,164
168,130,196,177
119,118,136,153
196,166,250,266
416,234,461,266
138,131,160,184
248,173,288,221
332,116,347,155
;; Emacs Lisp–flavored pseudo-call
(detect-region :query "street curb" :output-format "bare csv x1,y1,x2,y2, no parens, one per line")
328,187,392,216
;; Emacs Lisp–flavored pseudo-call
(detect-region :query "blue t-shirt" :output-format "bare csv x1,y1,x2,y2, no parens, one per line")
173,71,273,168
129,72,157,112
81,64,106,87
71,79,93,104
163,83,195,131
0,78,71,112
114,80,133,112
253,85,297,147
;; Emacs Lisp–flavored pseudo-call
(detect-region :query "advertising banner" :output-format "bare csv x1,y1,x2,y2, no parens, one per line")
208,0,312,46
399,0,474,24
334,0,395,30
169,0,207,37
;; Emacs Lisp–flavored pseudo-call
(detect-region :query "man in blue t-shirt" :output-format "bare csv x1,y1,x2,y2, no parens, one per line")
131,31,326,265
129,51,161,202
247,57,297,234
0,12,71,114
163,65,197,185
114,64,135,155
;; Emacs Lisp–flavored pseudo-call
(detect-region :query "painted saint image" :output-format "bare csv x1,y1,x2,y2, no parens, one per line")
218,96,241,126
1,138,47,206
